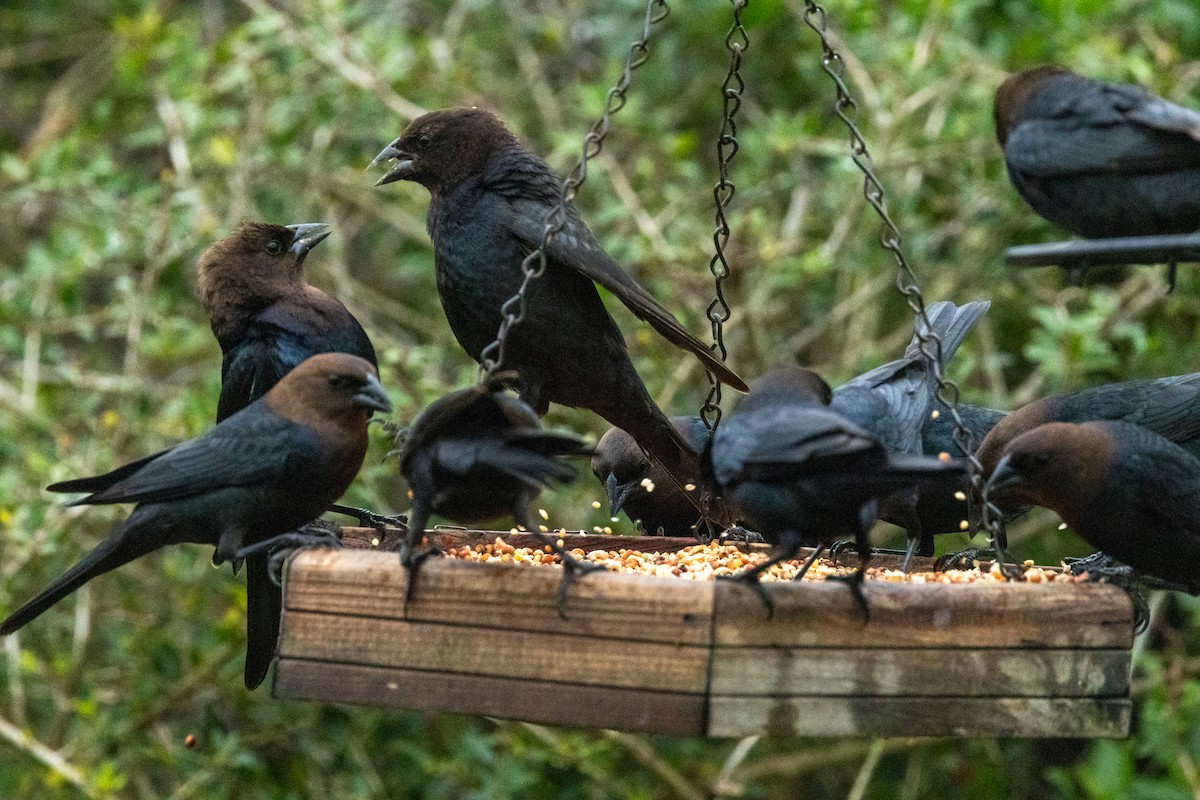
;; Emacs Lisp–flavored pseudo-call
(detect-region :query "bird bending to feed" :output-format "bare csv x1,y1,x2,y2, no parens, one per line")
591,416,715,537
831,299,991,565
370,107,747,530
708,366,966,617
0,354,390,689
398,381,599,612
986,420,1200,594
197,220,394,528
995,65,1200,238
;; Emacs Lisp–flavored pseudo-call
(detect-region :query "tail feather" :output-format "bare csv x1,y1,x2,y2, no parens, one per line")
48,450,171,504
882,453,967,481
0,520,162,635
244,553,282,690
906,300,990,365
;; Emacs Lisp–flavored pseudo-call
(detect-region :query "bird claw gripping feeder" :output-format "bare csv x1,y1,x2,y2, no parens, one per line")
274,0,1134,738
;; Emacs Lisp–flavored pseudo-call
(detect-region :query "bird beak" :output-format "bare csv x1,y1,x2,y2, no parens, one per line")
286,223,331,267
983,455,1023,500
353,373,393,414
369,140,414,186
604,472,637,517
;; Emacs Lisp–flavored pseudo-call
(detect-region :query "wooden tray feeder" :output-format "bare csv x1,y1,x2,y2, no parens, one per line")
272,529,1133,738
1005,232,1200,287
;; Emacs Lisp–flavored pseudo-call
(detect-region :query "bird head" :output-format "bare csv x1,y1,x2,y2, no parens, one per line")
993,65,1074,147
985,421,1109,512
197,221,331,310
591,427,648,517
371,107,513,192
266,353,392,428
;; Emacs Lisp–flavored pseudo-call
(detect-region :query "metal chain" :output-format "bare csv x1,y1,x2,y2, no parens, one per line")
701,0,750,432
478,0,671,383
800,1,1008,555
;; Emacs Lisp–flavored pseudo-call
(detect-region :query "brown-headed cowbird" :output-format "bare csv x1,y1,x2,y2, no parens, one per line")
986,420,1200,592
398,382,598,609
370,108,747,528
708,366,965,615
995,65,1200,238
198,222,378,422
1,353,390,688
830,300,990,563
591,416,712,536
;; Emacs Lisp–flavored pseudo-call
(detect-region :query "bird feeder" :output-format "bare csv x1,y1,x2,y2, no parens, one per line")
1005,232,1200,288
272,528,1132,738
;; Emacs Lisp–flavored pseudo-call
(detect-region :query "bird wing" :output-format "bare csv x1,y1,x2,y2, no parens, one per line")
1126,448,1200,541
61,408,299,506
503,197,749,392
714,406,880,484
1125,375,1200,446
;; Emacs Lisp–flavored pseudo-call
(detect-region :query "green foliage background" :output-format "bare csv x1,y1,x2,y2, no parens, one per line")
2,0,1200,797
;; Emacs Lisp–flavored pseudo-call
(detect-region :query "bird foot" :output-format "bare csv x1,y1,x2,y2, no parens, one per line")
329,503,407,533
828,540,861,565
719,526,765,545
1063,551,1120,575
552,554,608,620
935,547,993,571
717,570,775,619
826,570,870,622
233,526,345,587
1063,557,1151,633
398,542,442,606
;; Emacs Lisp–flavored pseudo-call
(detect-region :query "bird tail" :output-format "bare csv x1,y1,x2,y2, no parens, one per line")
244,553,282,690
882,453,967,483
0,517,163,635
905,300,990,366
493,430,591,489
46,450,170,505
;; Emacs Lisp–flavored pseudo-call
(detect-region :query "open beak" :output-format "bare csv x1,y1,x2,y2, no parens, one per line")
370,140,414,186
604,472,638,518
983,455,1023,501
286,223,331,267
353,373,393,414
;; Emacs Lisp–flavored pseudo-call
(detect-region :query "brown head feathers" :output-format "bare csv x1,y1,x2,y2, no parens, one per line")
263,353,390,432
994,65,1074,146
371,107,520,192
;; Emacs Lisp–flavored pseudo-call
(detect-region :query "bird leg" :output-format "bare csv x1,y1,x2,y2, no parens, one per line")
328,503,407,534
516,503,605,620
395,504,440,606
900,535,921,574
827,513,872,621
719,535,807,619
789,542,828,582
233,524,345,587
935,547,991,571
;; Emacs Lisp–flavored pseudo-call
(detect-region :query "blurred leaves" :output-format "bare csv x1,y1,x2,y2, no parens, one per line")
2,0,1200,798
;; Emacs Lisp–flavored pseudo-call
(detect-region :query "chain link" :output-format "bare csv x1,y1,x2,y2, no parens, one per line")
800,1,1009,555
478,0,671,383
701,0,750,432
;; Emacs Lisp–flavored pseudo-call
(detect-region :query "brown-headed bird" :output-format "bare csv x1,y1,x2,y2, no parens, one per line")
0,353,390,688
830,300,991,564
591,416,713,536
995,65,1200,238
708,366,965,615
370,108,748,528
198,221,378,422
986,420,1200,593
398,382,598,609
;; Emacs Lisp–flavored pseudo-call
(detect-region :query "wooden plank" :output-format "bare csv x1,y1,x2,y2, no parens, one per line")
713,579,1133,649
285,549,715,646
710,648,1129,698
274,659,704,735
278,610,711,693
706,696,1131,738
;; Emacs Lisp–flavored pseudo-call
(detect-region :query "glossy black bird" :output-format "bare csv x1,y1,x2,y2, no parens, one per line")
371,108,747,528
398,382,598,608
995,65,1200,238
591,416,712,536
1,353,390,688
709,366,965,615
830,300,990,563
198,221,378,422
987,420,1200,593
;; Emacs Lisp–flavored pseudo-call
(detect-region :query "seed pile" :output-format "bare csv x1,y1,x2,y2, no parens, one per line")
443,537,1073,584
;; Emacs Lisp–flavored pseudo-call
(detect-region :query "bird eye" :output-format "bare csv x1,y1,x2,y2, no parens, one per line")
328,374,350,388
416,133,433,150
266,240,283,255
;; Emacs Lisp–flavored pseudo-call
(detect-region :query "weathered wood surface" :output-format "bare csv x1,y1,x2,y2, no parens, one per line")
274,539,1134,738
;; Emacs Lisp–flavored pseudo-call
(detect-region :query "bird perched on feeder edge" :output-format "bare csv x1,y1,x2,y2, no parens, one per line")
0,353,390,689
370,107,748,531
995,65,1200,239
707,366,966,617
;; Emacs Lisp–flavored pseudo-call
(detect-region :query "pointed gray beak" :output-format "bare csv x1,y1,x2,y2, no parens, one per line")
370,140,414,186
983,455,1023,500
605,472,638,518
287,223,331,266
353,373,393,414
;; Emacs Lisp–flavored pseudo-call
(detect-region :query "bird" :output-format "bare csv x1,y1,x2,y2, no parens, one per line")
197,221,378,422
0,353,390,689
197,221,390,528
370,107,748,529
986,419,1200,593
830,300,991,564
590,415,713,536
708,366,965,615
995,65,1200,238
397,380,599,610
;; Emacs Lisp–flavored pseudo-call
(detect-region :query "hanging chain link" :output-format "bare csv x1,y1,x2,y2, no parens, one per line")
800,1,1008,555
701,0,750,432
478,0,671,383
